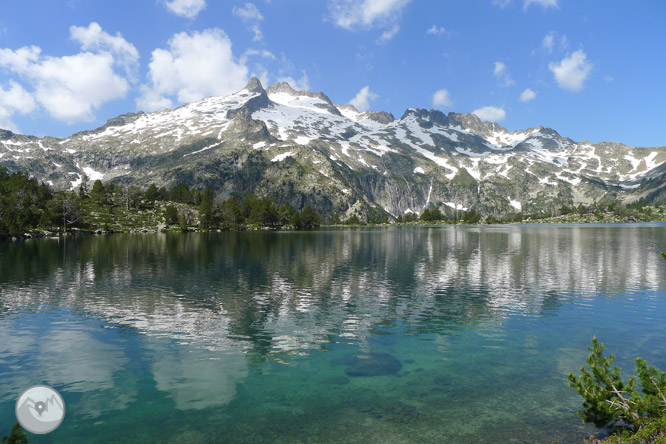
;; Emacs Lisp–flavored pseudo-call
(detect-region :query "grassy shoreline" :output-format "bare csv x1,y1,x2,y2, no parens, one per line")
5,208,666,241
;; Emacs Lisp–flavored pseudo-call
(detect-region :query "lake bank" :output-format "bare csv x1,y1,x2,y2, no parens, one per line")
5,207,666,241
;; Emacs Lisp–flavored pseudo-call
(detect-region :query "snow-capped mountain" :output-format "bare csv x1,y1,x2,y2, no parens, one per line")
1,77,665,218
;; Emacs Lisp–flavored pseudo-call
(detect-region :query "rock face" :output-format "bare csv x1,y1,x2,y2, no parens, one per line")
1,77,665,219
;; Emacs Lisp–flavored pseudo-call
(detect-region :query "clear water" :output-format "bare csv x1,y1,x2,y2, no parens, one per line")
1,224,665,443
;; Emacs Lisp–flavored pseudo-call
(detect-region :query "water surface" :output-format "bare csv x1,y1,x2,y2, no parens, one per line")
1,224,665,443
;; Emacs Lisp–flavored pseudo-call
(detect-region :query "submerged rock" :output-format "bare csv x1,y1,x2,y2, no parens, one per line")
344,352,403,377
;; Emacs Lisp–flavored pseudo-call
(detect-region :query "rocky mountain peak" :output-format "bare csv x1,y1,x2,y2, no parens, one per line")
266,81,340,114
359,110,395,124
266,82,298,96
399,108,448,128
446,113,493,132
72,112,146,138
0,129,14,140
245,76,266,94
337,104,360,114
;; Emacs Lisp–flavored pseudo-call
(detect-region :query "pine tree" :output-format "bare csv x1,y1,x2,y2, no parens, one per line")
290,211,302,229
299,205,321,228
144,184,160,203
2,422,29,444
199,187,214,229
78,173,89,198
568,336,638,430
91,179,105,204
569,337,666,434
278,204,296,226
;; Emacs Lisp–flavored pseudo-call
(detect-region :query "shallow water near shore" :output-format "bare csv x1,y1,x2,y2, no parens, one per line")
1,224,665,443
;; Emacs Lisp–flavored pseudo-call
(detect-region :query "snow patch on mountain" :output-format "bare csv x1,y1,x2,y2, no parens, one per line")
271,152,294,162
82,166,104,181
509,199,522,211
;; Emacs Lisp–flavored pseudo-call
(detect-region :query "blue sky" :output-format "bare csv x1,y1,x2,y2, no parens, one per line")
0,0,664,147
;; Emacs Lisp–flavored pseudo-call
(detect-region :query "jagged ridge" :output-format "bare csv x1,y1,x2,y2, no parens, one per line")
1,77,665,219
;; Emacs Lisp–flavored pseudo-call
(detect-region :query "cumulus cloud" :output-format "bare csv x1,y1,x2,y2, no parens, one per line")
0,81,37,131
473,105,506,123
432,89,452,107
0,23,136,123
137,29,248,111
31,53,130,122
549,49,592,92
70,22,139,78
328,0,412,37
163,0,206,19
426,25,447,35
349,85,378,112
233,3,265,41
493,61,514,86
524,0,559,10
519,88,536,102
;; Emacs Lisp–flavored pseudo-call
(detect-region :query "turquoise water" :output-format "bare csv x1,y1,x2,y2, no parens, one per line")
1,224,665,443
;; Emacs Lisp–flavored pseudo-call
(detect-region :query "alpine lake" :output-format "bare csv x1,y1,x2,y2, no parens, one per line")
1,223,665,443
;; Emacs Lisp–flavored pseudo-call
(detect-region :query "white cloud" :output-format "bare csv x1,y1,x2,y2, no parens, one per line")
0,23,135,123
164,0,206,19
432,89,452,107
493,61,506,76
250,25,263,42
32,53,129,122
541,31,568,54
70,22,139,78
0,46,41,72
349,85,378,111
473,106,506,123
493,61,514,86
524,0,558,10
232,3,264,21
233,3,264,41
519,88,536,102
137,29,248,111
328,0,412,29
240,49,276,64
542,32,555,53
377,24,400,42
276,71,310,91
426,25,447,35
0,80,37,131
549,49,592,92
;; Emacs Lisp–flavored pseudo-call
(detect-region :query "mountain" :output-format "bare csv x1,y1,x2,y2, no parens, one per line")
1,77,665,219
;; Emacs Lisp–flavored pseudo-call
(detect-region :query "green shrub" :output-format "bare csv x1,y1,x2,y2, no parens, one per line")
569,337,666,434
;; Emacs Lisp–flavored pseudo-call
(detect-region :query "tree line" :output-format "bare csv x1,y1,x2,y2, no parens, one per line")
0,167,321,237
